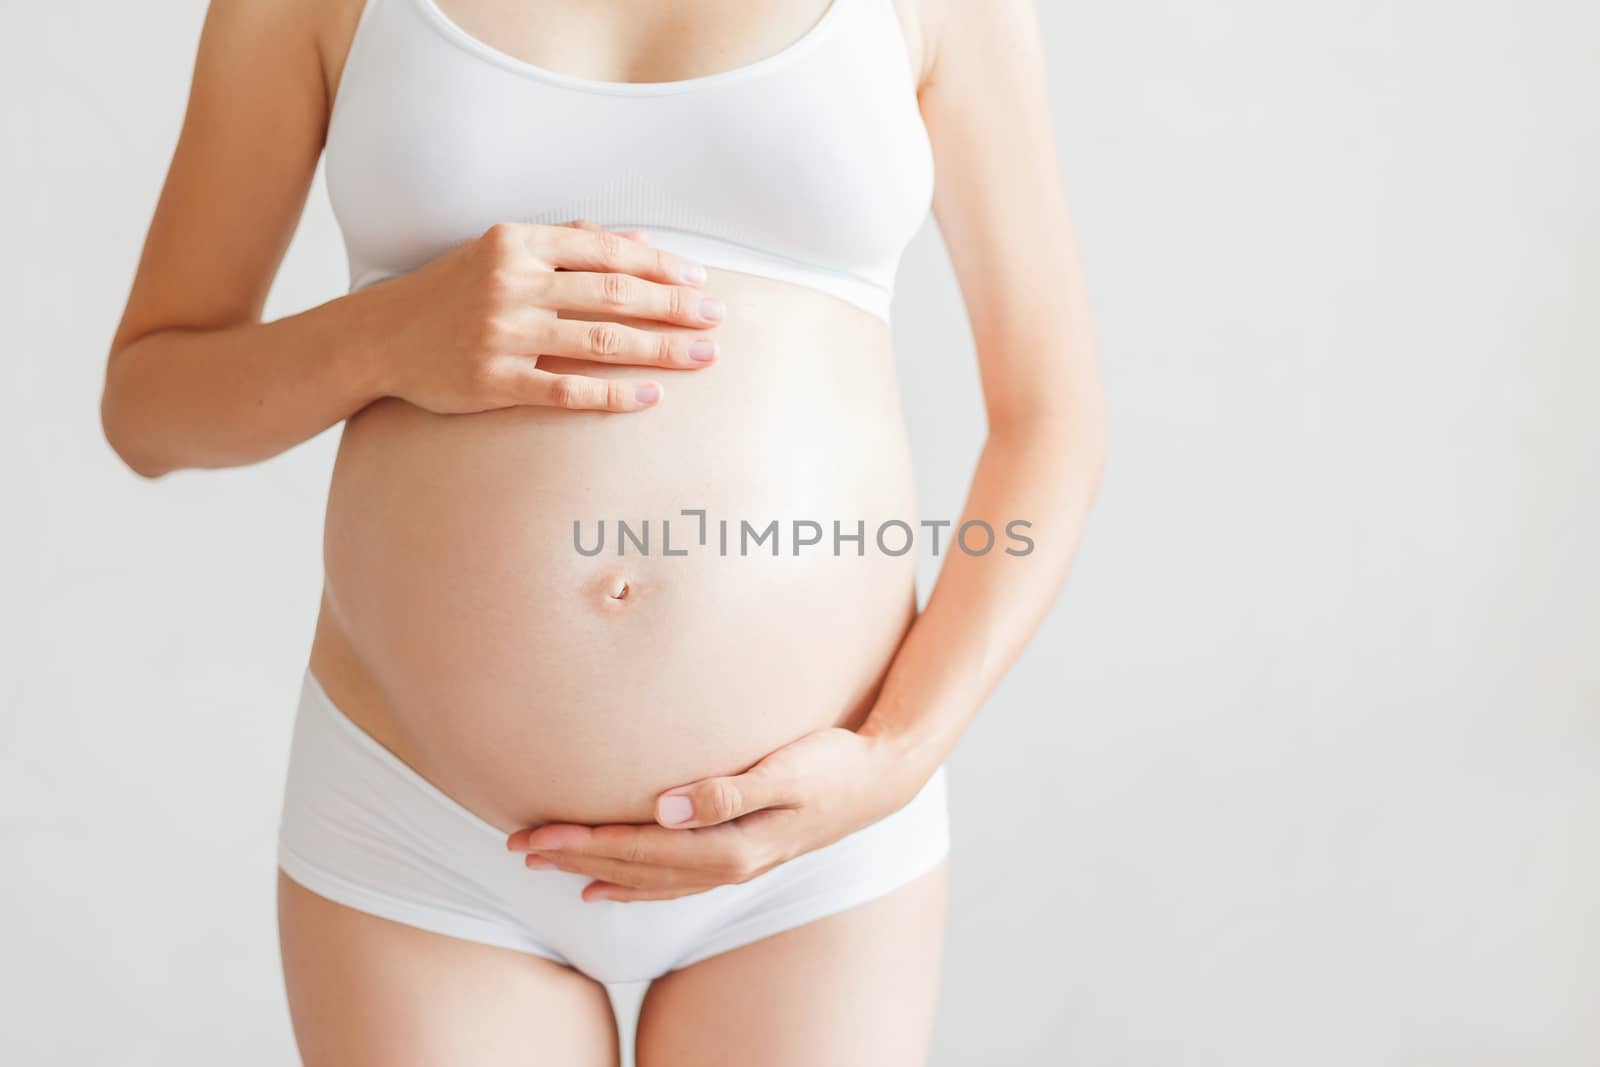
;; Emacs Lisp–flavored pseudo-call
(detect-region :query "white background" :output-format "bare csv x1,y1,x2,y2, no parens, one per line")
2,1,1596,1064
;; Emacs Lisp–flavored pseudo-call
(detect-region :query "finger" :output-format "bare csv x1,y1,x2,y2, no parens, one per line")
582,880,708,904
514,814,785,874
559,220,649,243
559,219,647,242
529,318,717,369
537,271,725,328
492,360,662,412
540,221,705,287
656,765,786,829
524,850,706,891
562,220,651,247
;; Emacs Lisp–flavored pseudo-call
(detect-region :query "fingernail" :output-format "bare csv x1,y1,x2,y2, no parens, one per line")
688,340,716,363
658,794,694,826
635,383,661,405
698,297,725,323
679,261,706,286
525,854,554,870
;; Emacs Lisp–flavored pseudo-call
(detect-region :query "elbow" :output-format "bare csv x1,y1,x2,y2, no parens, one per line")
991,403,1109,506
101,397,169,480
100,357,173,480
1080,415,1109,483
994,403,1108,469
1073,409,1109,497
116,448,174,482
1063,420,1108,505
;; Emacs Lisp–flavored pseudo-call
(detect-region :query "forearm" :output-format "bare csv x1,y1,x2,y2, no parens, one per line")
100,284,390,478
859,413,1107,784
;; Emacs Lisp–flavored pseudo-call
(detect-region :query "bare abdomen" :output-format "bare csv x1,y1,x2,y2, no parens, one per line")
309,272,919,830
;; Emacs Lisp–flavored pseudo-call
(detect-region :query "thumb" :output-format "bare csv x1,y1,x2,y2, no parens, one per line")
655,767,778,829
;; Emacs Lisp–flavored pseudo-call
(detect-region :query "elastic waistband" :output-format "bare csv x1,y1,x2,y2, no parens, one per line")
290,666,947,841
292,670,509,841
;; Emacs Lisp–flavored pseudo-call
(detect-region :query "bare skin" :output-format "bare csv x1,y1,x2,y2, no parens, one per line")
278,871,623,1067
634,859,950,1065
279,860,950,1066
107,0,1105,1062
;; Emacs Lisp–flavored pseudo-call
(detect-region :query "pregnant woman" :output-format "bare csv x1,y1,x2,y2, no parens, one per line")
101,0,1105,1062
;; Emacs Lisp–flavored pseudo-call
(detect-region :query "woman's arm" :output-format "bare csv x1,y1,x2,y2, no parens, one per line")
103,0,720,479
856,0,1107,786
102,0,366,477
502,0,1105,902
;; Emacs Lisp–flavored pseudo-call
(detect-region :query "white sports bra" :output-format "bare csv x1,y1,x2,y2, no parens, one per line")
326,0,935,322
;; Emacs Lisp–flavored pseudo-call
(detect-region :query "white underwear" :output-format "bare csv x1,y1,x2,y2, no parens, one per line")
277,670,951,984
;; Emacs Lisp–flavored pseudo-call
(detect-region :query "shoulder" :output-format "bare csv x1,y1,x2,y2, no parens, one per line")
198,0,366,107
311,0,371,107
893,0,1041,93
192,0,347,70
886,0,936,90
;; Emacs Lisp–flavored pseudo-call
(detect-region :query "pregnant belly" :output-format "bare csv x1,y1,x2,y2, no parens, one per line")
309,272,919,831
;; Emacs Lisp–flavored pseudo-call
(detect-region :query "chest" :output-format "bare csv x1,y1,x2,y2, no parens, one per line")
323,0,934,317
432,0,844,84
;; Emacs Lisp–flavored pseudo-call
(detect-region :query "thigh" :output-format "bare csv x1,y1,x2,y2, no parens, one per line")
635,858,950,1067
277,871,619,1067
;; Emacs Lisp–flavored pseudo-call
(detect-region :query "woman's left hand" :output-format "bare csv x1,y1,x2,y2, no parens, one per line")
505,726,919,902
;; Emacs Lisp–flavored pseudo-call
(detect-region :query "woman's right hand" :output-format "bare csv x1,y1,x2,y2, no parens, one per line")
372,220,724,415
